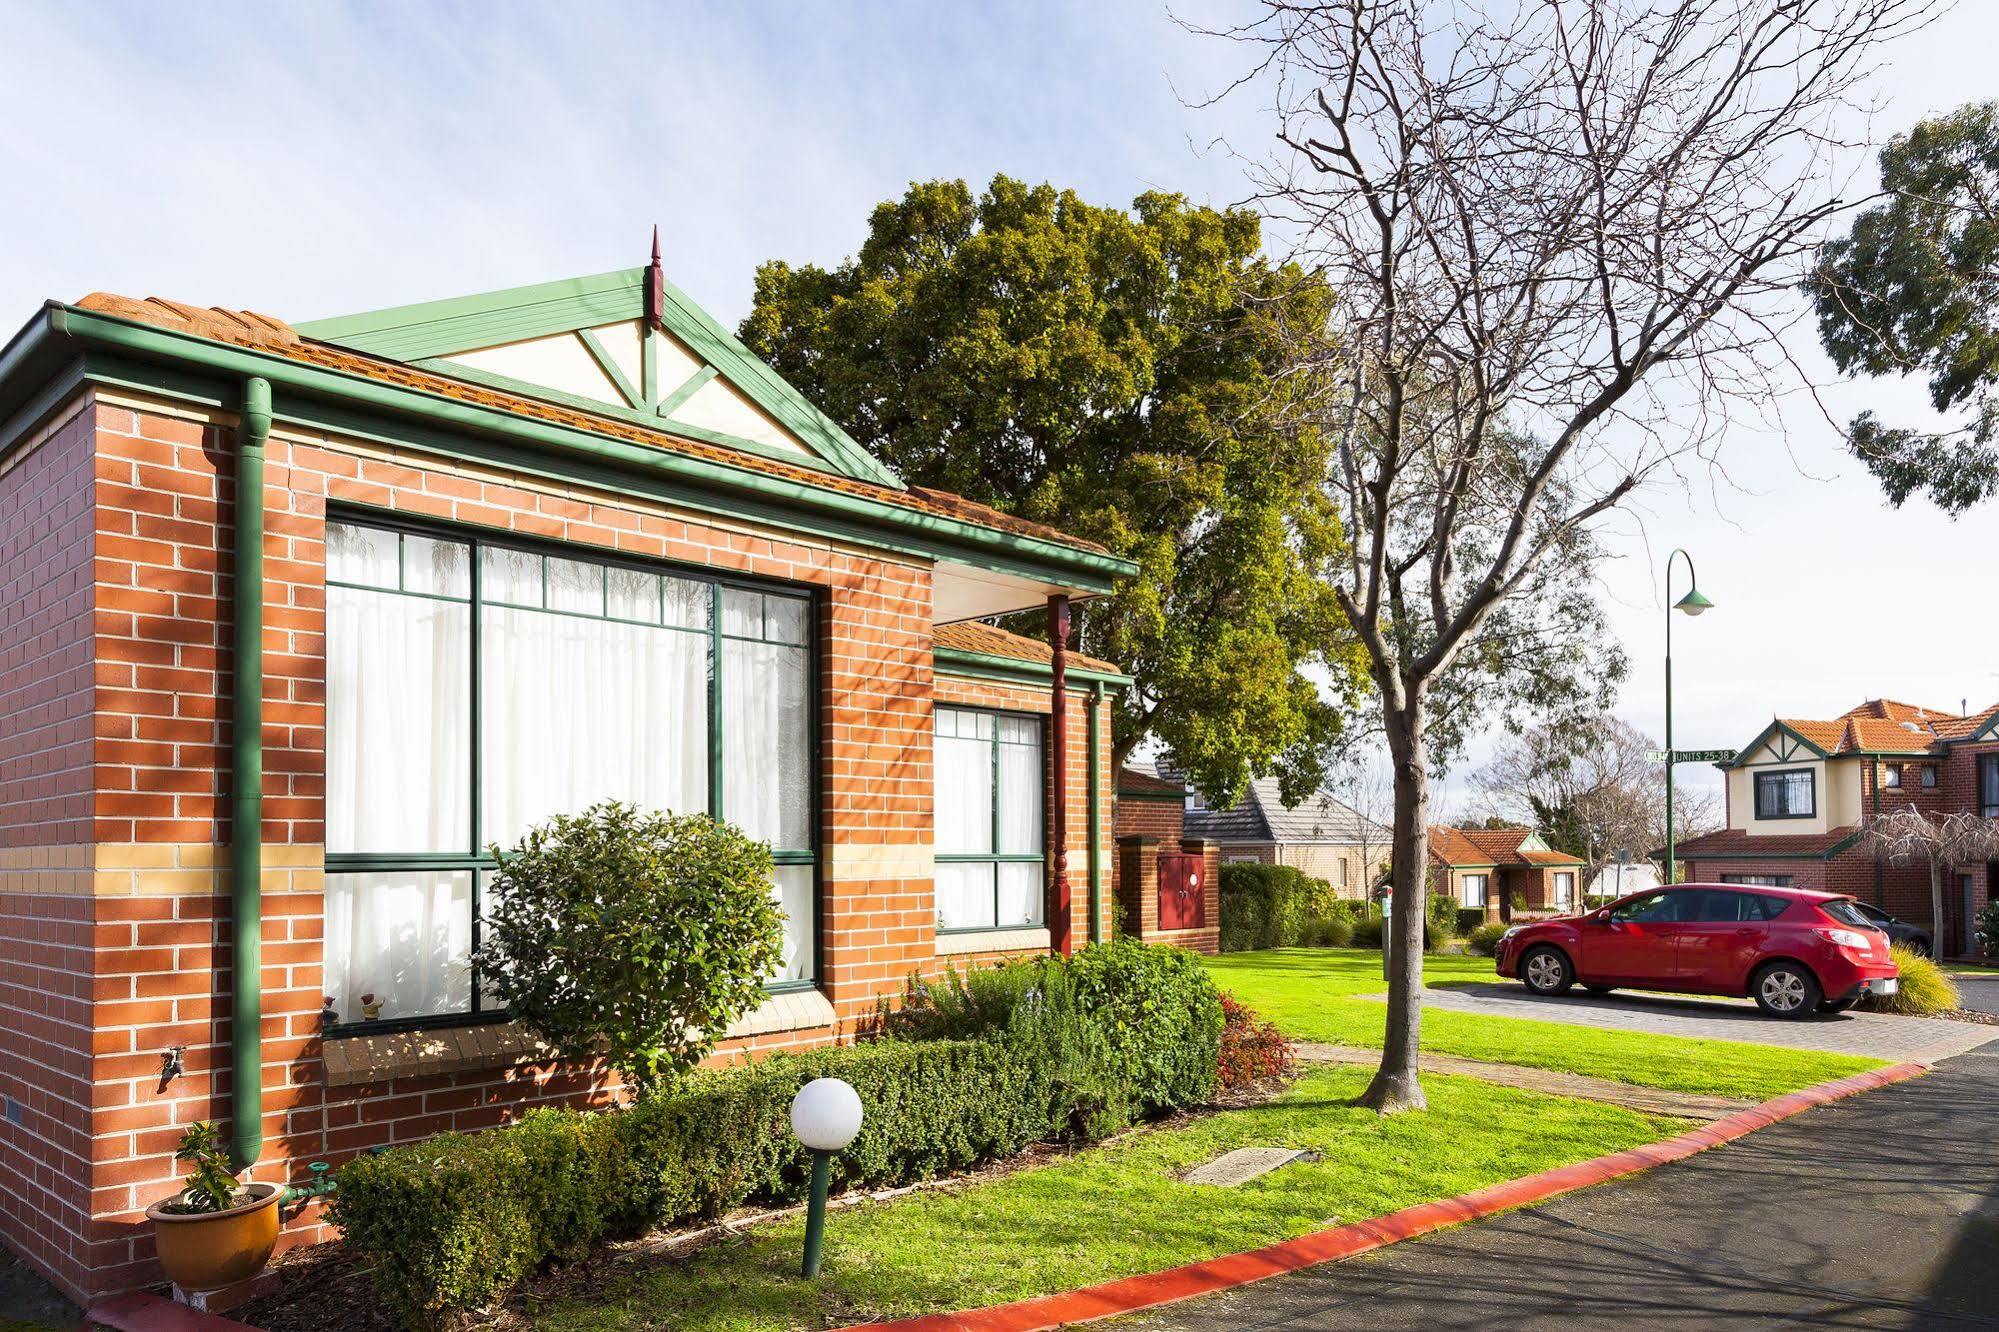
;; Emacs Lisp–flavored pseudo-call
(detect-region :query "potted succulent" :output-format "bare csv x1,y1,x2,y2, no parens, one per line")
144,1122,282,1294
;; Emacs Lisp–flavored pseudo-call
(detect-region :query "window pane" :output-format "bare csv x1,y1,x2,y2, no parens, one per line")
324,870,473,1023
545,555,603,614
935,733,994,854
773,863,815,982
480,603,709,847
937,861,997,931
997,737,1042,854
664,576,710,630
403,534,471,599
721,587,763,637
722,638,811,849
764,594,810,646
997,861,1042,928
481,546,542,606
326,585,471,853
606,567,661,624
327,522,399,589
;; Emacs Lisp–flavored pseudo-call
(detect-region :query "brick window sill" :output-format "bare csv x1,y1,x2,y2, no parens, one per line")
935,927,1051,957
320,988,839,1086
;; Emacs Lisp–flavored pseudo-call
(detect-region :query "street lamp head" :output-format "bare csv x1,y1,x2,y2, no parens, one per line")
790,1077,863,1153
1673,587,1714,617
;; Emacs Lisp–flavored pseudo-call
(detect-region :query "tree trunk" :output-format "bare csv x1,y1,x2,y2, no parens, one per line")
1931,858,1947,957
1361,694,1430,1114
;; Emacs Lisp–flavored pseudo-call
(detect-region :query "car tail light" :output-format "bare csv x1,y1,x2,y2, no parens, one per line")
1815,926,1872,952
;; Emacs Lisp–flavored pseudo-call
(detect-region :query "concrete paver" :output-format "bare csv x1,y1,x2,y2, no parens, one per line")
1391,982,1994,1064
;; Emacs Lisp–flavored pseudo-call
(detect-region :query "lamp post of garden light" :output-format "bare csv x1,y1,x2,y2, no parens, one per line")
790,1077,862,1279
1664,549,1714,885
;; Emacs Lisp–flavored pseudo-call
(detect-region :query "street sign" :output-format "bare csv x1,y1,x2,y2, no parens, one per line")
1646,748,1735,764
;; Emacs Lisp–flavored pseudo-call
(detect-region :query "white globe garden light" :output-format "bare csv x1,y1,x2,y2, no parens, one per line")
790,1077,863,1277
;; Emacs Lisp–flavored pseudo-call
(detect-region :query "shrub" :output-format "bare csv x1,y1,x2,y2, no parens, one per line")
1068,937,1224,1115
1455,908,1486,936
1216,995,1293,1092
1977,900,1999,957
1466,922,1509,957
1305,914,1354,947
1218,863,1342,951
1351,917,1384,949
1426,894,1461,945
1863,945,1960,1016
476,802,785,1094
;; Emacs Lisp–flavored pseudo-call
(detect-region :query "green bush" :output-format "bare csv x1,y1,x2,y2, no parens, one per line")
1351,917,1384,949
1863,944,1960,1016
476,802,785,1093
1455,908,1486,936
1218,863,1341,951
1305,914,1354,947
1976,901,1999,957
1466,922,1509,957
332,941,1222,1328
1427,894,1461,944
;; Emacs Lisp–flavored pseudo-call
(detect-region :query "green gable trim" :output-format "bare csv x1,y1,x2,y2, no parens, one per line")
1721,720,1830,769
298,268,905,491
933,645,1132,691
574,326,641,409
656,364,720,418
35,305,1136,593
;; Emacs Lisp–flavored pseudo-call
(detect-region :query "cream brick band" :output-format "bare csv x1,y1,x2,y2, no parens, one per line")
824,841,935,882
0,844,325,897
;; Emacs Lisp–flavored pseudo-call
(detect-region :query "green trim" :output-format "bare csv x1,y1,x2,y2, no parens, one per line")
1087,682,1103,945
575,327,641,408
297,266,906,490
656,364,720,418
230,377,271,1170
1117,788,1186,802
36,307,1134,593
933,644,1132,690
641,327,661,405
1721,720,1831,769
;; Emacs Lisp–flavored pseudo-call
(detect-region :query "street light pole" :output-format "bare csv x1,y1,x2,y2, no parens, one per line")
1664,549,1713,885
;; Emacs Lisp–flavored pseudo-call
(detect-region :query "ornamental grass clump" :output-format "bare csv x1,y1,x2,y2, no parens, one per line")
1863,945,1959,1016
475,801,785,1096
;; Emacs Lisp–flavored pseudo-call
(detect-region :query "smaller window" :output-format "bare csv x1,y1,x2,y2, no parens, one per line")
1883,765,1901,789
1460,873,1489,908
1337,859,1350,887
1720,873,1793,887
1753,768,1816,819
1921,765,1938,789
1552,871,1575,910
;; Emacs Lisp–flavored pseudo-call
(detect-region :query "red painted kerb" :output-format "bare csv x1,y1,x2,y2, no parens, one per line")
849,1061,1927,1332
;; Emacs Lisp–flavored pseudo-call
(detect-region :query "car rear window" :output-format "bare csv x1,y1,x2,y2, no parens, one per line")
1818,898,1877,929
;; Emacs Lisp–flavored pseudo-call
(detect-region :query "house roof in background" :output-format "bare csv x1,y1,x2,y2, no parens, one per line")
1429,826,1583,869
1733,697,1999,764
1117,766,1186,798
1171,772,1387,845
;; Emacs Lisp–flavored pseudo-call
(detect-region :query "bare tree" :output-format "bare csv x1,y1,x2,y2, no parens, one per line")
1863,807,1999,949
1328,757,1395,908
1474,717,1718,881
1204,0,1937,1111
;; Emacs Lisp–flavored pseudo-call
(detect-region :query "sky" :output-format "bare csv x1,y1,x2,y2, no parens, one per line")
3,0,1994,807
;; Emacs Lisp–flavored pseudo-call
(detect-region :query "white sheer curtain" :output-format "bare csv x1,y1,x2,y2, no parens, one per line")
480,606,709,848
933,708,1043,930
324,870,472,1022
722,639,810,849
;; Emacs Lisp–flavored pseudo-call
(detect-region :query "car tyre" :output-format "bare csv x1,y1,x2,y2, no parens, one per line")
1520,946,1575,996
1752,961,1822,1018
1818,997,1858,1015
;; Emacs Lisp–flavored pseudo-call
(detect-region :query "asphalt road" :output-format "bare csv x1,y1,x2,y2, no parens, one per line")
1955,974,1999,1018
1119,1038,1999,1331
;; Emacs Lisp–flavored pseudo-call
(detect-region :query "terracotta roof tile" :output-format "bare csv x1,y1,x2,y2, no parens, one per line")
1428,826,1496,866
1673,826,1861,860
932,619,1120,676
72,292,1110,560
1778,719,1846,751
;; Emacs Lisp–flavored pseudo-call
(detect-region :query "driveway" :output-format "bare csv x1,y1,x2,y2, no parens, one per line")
1399,982,1993,1064
1119,1038,1999,1330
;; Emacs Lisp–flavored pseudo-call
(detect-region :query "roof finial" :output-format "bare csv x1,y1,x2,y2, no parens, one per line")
645,225,665,330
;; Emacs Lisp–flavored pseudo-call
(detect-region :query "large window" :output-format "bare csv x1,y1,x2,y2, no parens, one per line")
934,706,1044,932
1982,754,1999,818
1460,873,1489,909
324,516,817,1030
1753,768,1815,819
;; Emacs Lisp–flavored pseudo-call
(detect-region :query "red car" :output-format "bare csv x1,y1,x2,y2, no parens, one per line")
1494,883,1899,1017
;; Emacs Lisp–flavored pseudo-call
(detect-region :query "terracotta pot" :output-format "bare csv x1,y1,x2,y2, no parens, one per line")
145,1182,283,1293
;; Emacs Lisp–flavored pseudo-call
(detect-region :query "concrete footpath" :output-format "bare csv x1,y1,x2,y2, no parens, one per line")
1118,1038,1999,1330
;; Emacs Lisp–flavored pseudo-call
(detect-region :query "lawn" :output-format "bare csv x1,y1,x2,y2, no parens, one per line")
1204,948,1885,1100
532,1066,1685,1332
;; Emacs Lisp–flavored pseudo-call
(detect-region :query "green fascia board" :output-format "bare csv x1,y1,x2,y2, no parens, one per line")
297,267,906,492
933,644,1132,691
33,305,1135,592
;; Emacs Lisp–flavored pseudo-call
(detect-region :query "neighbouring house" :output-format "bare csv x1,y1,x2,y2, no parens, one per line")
0,256,1140,1304
1428,826,1585,924
1672,697,1999,958
1109,766,1220,953
1173,773,1390,900
1585,859,1662,902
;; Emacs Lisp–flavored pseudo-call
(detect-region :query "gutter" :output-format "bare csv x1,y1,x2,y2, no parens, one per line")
933,645,1132,691
36,305,1137,593
231,377,271,1170
1087,681,1104,945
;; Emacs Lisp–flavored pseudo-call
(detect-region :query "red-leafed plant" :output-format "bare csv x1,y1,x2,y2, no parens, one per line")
1216,994,1293,1093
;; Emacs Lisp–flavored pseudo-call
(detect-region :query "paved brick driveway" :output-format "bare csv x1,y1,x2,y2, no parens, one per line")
1398,982,1993,1064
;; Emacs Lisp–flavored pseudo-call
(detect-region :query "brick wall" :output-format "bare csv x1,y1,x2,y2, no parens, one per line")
0,399,99,1298
15,389,1120,1303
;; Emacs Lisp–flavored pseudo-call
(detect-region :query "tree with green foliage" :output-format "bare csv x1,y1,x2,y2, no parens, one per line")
476,802,786,1096
741,176,1364,805
1815,102,1999,513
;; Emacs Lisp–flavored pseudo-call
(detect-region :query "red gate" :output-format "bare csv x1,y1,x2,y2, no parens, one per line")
1157,852,1205,930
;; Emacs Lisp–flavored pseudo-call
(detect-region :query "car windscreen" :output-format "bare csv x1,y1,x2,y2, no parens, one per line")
1818,898,1879,930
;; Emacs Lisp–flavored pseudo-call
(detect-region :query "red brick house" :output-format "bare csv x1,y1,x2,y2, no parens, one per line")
1108,766,1220,954
1428,826,1584,923
1674,698,1999,957
0,260,1137,1303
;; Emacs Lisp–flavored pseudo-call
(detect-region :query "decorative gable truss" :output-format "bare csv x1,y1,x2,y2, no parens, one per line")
297,266,903,489
1725,720,1832,768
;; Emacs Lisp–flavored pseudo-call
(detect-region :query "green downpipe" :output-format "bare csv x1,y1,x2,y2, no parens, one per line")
231,377,271,1170
1087,682,1103,944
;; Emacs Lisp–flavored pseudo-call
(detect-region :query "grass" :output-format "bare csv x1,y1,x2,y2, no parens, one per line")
533,1066,1685,1332
1202,948,1886,1101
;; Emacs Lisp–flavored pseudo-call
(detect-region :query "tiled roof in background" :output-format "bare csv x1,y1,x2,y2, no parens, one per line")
932,619,1120,675
1139,765,1387,846
1673,826,1861,860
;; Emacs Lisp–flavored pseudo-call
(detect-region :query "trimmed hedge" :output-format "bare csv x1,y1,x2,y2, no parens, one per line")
1219,863,1353,951
329,940,1223,1328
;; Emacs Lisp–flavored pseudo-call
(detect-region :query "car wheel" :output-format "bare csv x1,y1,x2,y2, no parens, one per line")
1752,962,1822,1018
1583,984,1616,995
1818,997,1858,1015
1521,946,1575,996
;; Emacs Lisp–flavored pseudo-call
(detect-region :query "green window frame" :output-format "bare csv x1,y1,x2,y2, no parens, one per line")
933,705,1046,933
1753,768,1816,820
323,509,819,1036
